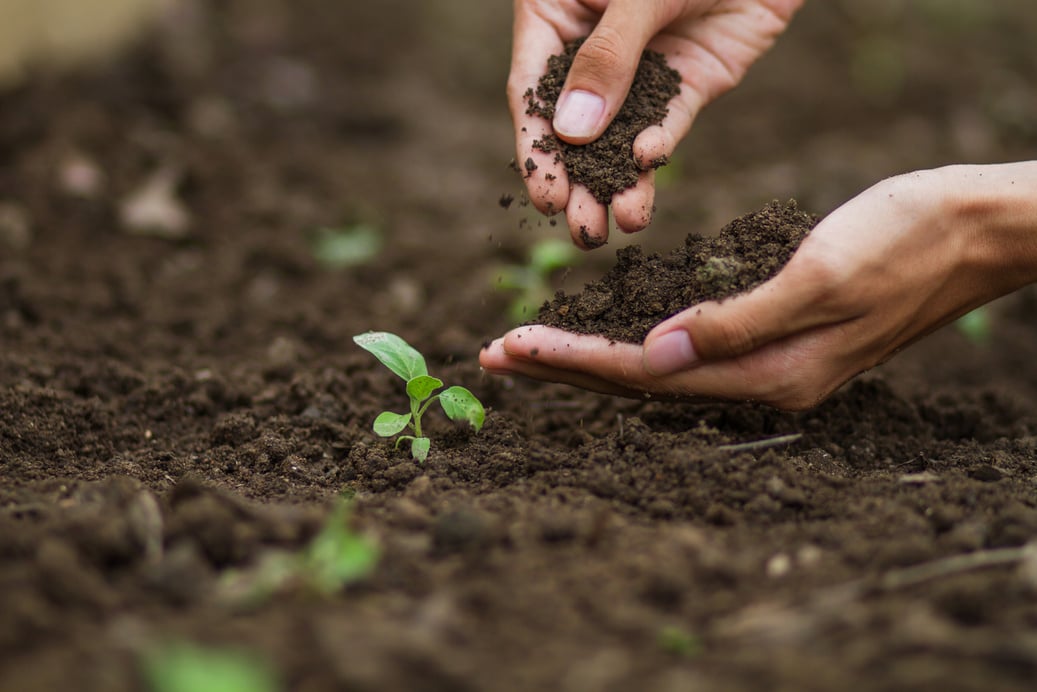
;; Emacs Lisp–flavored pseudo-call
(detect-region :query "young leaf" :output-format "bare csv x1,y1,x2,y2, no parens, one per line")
353,332,428,381
373,411,411,437
956,307,991,344
143,643,279,692
657,626,702,659
406,375,443,402
410,437,431,462
310,224,382,269
529,238,578,274
439,386,485,432
304,501,379,594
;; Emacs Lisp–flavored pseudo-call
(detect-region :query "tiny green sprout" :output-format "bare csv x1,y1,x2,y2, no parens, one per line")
956,306,991,344
652,150,684,189
143,642,280,692
218,495,378,605
657,625,702,659
310,223,382,268
353,331,485,461
302,496,379,594
497,238,578,322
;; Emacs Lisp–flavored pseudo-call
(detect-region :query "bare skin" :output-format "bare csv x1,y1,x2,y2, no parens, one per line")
495,0,1037,409
508,0,803,248
481,163,1037,409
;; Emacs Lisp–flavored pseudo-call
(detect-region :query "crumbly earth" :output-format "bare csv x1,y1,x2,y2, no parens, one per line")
526,38,681,205
536,199,818,342
3,2,1037,692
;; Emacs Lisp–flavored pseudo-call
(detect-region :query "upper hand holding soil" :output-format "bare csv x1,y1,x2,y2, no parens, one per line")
481,163,1037,409
508,0,803,248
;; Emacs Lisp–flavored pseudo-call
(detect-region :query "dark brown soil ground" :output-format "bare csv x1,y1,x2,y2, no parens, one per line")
537,199,817,342
527,39,680,204
3,2,1037,691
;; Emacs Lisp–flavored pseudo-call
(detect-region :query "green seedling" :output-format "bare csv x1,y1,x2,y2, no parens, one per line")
219,496,378,605
301,496,380,593
497,238,578,322
657,625,702,659
143,642,280,692
653,150,684,189
353,331,485,461
956,306,991,344
310,223,382,268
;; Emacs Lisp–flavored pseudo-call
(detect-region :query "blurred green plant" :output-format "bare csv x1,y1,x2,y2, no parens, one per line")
219,496,378,605
310,223,382,268
302,496,380,592
955,306,991,344
143,642,279,692
353,331,485,462
652,150,684,190
496,238,579,322
657,625,702,659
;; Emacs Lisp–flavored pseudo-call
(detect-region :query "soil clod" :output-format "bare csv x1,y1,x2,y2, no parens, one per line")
535,200,819,342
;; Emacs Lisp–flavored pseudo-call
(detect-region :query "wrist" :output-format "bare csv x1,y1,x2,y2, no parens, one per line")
939,162,1037,295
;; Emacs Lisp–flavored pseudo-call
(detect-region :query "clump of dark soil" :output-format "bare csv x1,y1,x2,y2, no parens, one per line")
525,38,681,204
6,3,1037,692
536,200,819,342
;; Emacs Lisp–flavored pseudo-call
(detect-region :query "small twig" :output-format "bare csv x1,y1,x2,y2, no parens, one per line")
716,543,1036,644
716,433,803,453
878,545,1032,591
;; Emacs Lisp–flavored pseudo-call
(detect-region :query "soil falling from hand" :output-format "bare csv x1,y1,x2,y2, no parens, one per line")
525,39,681,205
534,200,819,342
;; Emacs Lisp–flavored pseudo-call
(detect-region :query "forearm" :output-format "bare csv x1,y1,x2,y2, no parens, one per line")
937,161,1037,299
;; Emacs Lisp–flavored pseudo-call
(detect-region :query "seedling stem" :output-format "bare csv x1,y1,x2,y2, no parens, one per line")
354,331,485,461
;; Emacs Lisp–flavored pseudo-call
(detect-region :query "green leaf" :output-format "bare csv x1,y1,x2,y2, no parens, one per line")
353,332,428,381
304,501,379,594
410,436,431,462
439,386,485,432
216,497,379,608
373,411,411,437
657,626,702,659
310,224,382,268
406,375,443,403
653,151,684,189
143,643,279,692
955,307,991,344
217,552,298,607
529,238,578,275
495,266,531,292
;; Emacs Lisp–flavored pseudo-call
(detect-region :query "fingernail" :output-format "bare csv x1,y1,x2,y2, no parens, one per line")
644,330,697,376
554,90,605,139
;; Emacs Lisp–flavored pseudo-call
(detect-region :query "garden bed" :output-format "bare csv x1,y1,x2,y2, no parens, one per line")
2,1,1037,690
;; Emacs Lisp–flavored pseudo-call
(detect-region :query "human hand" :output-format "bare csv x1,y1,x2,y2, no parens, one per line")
481,164,1037,409
509,0,803,249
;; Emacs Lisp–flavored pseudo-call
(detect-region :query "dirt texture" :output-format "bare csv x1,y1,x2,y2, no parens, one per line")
536,199,817,342
3,1,1037,691
527,39,681,204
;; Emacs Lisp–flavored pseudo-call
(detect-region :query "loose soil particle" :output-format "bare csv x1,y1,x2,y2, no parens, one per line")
526,39,681,204
536,199,818,342
4,3,1037,692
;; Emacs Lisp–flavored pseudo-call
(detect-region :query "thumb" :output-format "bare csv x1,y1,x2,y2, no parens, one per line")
642,273,833,375
553,1,675,144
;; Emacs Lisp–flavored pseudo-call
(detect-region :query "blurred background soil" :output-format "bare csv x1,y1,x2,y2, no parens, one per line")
2,1,1037,691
